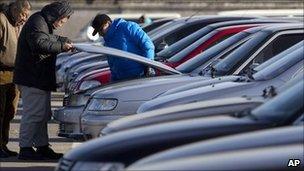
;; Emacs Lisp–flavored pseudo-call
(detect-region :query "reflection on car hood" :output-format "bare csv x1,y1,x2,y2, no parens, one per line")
90,75,204,101
74,44,182,75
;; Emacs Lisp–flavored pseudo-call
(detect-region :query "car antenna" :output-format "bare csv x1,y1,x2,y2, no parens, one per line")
185,10,201,22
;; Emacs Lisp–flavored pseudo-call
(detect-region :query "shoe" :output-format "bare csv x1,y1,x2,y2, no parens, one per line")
0,149,9,158
36,145,63,160
18,147,44,160
2,146,18,156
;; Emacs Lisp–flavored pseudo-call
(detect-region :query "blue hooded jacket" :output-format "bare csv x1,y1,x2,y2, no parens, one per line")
103,18,155,81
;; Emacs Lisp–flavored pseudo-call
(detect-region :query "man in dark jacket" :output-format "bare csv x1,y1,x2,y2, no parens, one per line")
13,0,73,160
91,14,155,81
0,0,31,158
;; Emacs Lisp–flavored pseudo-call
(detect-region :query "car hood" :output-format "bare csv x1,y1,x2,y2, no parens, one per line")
63,115,270,162
76,75,190,96
138,81,255,112
160,75,246,96
103,96,265,135
90,75,204,101
74,44,182,75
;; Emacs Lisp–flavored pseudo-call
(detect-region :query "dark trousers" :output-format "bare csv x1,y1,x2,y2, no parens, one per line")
0,83,18,148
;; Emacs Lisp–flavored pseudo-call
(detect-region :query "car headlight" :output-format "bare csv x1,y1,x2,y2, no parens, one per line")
88,98,118,111
70,94,90,106
79,80,101,91
71,161,124,171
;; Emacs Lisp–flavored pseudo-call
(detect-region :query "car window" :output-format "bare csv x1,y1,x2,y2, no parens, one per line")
144,21,167,33
163,22,207,46
157,25,214,59
252,80,304,124
168,31,217,62
213,31,270,76
245,33,304,69
253,40,304,72
176,31,251,73
253,47,303,81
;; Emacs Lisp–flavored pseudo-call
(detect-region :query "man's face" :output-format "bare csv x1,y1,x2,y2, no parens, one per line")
98,21,110,37
14,7,30,26
53,16,69,29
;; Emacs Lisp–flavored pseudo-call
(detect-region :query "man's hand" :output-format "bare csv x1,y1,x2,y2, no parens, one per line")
63,42,74,52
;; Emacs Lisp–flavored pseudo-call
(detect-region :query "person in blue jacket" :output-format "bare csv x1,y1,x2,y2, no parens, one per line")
91,14,155,81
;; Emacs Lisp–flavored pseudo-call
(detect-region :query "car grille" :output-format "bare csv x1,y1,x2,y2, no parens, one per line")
57,158,74,171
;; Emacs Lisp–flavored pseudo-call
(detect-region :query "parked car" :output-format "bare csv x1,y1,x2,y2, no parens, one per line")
142,18,174,33
127,144,303,171
148,16,255,53
67,24,259,94
138,43,304,112
55,24,303,139
129,125,303,168
80,26,304,138
56,80,303,171
71,23,303,94
55,28,258,139
56,53,106,87
156,19,292,60
77,13,181,42
102,96,266,135
102,66,303,135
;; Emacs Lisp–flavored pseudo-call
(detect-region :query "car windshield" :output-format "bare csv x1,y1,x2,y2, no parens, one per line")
254,40,304,72
168,30,217,62
212,31,270,76
176,31,251,73
157,25,214,58
252,47,304,81
252,80,304,124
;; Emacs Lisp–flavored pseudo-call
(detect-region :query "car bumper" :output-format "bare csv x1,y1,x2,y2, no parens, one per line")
81,114,125,138
53,106,85,140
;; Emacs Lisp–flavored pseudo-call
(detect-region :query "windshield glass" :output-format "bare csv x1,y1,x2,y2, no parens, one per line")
149,19,185,39
254,40,304,72
157,25,214,58
176,31,251,73
252,80,304,124
168,30,217,62
253,47,304,81
213,31,270,75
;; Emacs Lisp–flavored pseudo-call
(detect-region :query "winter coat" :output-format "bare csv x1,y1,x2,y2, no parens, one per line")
13,1,73,91
0,4,20,84
104,18,155,81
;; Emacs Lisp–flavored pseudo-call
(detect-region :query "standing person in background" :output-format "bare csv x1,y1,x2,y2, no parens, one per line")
0,0,31,158
13,0,74,160
138,14,152,27
91,14,155,81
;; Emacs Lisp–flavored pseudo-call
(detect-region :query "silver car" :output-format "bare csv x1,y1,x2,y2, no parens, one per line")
138,44,304,113
53,44,183,139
